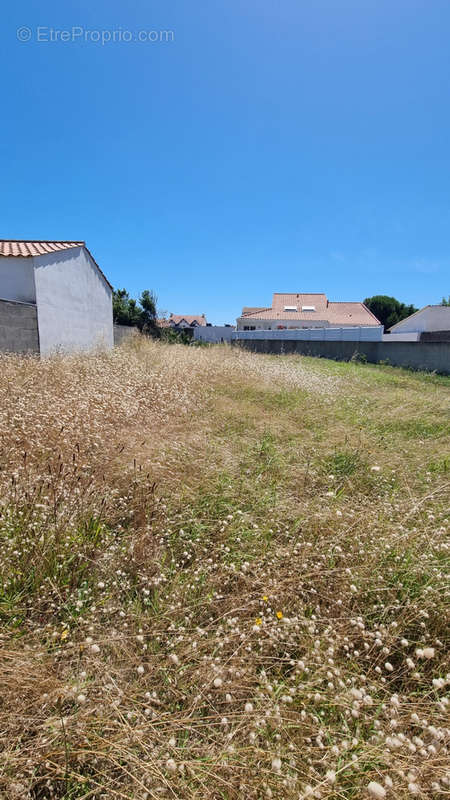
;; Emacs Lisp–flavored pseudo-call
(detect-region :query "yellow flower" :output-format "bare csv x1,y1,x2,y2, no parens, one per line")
262,595,268,602
60,629,69,641
276,611,283,619
255,617,262,625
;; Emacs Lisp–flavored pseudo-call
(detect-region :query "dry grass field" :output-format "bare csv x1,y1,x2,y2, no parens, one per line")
0,340,449,799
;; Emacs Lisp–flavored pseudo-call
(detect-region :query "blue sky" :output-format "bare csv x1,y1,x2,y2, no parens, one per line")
2,0,449,323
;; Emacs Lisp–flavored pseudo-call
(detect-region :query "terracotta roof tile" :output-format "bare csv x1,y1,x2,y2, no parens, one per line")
169,314,207,326
0,240,84,257
238,293,381,326
242,306,269,316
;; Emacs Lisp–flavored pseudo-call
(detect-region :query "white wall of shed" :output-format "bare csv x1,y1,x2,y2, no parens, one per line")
0,256,36,303
391,306,450,333
33,246,113,355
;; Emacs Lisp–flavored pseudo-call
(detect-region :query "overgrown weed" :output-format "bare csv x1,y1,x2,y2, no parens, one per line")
0,341,448,799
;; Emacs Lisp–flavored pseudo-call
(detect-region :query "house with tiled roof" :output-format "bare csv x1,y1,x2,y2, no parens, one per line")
237,293,380,330
158,313,207,329
0,240,113,354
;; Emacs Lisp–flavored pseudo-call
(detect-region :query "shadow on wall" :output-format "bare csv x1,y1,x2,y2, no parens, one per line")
0,299,39,354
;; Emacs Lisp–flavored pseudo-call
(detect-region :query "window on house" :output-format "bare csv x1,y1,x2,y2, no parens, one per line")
284,305,297,311
302,305,316,312
243,325,256,331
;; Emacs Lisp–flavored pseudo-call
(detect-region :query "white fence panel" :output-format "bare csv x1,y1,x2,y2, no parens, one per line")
233,326,383,342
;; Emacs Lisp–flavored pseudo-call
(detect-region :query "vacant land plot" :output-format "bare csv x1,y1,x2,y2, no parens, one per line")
0,341,448,799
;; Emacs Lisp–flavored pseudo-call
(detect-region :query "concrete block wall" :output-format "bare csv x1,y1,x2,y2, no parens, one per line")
0,299,39,354
233,338,450,375
113,324,141,346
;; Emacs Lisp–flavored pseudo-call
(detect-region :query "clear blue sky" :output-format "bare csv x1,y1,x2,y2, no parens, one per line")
2,0,449,323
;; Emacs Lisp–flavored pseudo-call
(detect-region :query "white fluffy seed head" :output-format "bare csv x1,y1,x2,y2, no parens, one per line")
367,781,386,799
169,653,179,666
137,665,145,675
271,757,281,773
244,702,253,713
166,758,177,773
213,677,223,688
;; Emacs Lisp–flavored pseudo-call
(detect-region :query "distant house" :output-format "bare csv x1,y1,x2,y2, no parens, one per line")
388,305,450,340
0,240,113,355
158,313,207,329
236,293,380,330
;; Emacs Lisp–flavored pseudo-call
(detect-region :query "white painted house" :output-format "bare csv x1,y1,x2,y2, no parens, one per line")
388,305,450,338
0,240,113,355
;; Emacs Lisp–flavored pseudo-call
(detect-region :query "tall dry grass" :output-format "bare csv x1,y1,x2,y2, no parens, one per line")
0,340,448,799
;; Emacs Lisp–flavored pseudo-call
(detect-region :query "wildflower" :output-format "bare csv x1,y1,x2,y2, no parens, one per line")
263,596,268,602
255,617,262,625
423,647,435,659
367,781,386,798
276,611,283,619
137,665,145,675
60,629,69,641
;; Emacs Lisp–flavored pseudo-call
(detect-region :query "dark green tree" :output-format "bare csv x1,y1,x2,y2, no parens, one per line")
113,288,159,334
364,295,418,331
138,290,158,334
441,295,450,306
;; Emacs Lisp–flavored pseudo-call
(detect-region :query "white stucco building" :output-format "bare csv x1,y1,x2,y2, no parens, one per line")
388,305,450,338
0,240,113,355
